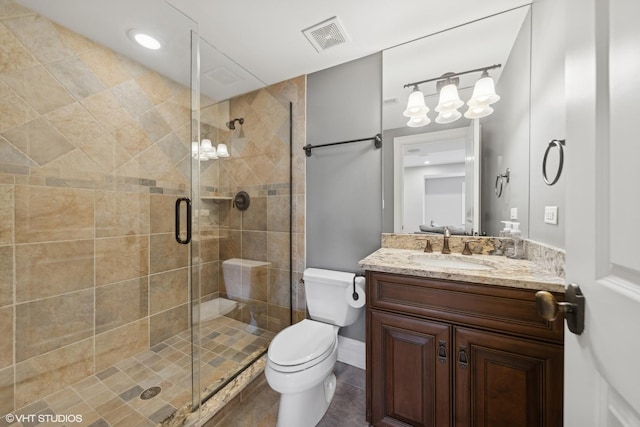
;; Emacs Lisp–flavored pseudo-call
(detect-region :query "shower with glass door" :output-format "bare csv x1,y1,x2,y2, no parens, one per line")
0,0,296,425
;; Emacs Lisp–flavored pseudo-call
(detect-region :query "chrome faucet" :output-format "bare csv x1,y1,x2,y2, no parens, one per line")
441,227,451,254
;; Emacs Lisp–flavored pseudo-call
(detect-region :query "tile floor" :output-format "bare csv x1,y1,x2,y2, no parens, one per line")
2,316,273,427
209,362,367,427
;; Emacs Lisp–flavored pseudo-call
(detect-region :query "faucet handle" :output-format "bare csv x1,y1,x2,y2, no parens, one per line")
423,239,433,253
462,240,479,255
443,226,451,237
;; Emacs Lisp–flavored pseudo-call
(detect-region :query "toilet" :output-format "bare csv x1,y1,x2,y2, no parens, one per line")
265,268,364,427
221,258,271,329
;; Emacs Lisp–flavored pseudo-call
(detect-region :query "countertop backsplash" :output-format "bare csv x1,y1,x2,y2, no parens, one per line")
380,233,565,278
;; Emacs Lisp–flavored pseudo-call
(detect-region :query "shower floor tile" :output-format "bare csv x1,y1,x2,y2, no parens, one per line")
5,316,274,427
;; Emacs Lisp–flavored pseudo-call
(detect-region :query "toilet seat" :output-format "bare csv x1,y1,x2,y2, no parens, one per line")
268,319,337,373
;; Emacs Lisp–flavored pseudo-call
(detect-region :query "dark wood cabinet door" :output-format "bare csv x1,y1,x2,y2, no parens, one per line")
454,327,563,427
369,310,451,427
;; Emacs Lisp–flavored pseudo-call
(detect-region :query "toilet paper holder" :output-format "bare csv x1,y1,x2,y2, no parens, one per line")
352,273,365,301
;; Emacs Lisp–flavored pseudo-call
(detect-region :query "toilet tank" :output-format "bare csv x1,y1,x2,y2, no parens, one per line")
303,268,363,326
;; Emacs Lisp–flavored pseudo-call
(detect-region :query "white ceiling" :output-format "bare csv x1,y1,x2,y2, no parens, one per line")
17,0,531,104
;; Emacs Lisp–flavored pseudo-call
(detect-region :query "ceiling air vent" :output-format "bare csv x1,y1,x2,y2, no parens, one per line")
302,16,349,52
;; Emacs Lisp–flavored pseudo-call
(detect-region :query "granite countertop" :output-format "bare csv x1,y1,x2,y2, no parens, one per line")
359,247,565,293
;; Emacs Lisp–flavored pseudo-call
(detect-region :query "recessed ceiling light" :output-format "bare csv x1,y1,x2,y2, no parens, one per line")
423,160,431,165
128,29,161,50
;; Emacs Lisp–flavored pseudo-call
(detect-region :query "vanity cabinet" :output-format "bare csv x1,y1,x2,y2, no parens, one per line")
366,271,564,427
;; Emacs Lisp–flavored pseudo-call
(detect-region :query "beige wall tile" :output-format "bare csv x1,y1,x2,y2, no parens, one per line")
136,108,171,143
267,195,290,233
0,365,13,415
2,117,75,166
0,246,12,307
268,268,290,308
0,0,33,18
242,196,266,231
3,14,74,64
95,235,148,286
96,278,148,334
199,237,219,264
15,289,93,361
113,120,153,157
15,239,94,302
45,102,104,147
201,261,219,297
80,47,132,88
0,305,13,369
149,268,188,315
15,185,94,243
95,318,149,372
136,72,176,105
137,145,173,179
110,80,153,117
149,233,188,274
266,231,290,270
15,338,93,408
2,65,74,114
0,185,13,245
150,304,188,346
0,22,38,74
46,55,105,100
0,94,38,133
81,90,132,130
241,231,267,262
150,194,175,234
52,23,96,54
95,191,149,237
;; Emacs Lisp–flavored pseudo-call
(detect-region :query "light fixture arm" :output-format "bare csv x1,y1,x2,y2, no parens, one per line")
226,117,245,130
403,64,502,89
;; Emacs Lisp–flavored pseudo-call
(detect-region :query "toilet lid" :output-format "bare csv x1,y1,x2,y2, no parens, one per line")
268,319,336,367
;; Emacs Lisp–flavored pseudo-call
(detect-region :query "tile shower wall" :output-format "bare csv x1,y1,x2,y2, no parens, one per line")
198,77,307,334
0,2,193,414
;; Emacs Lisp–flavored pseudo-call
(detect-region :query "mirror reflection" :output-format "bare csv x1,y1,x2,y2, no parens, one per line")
382,6,532,237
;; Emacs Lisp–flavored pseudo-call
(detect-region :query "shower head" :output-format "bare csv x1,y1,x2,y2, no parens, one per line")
226,117,244,130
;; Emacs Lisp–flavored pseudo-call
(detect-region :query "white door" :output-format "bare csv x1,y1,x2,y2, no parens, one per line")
565,0,640,425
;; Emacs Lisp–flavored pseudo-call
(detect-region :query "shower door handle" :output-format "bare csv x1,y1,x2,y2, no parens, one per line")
175,197,192,244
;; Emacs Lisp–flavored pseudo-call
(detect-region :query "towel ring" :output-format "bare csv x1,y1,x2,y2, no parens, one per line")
495,168,510,198
542,139,565,186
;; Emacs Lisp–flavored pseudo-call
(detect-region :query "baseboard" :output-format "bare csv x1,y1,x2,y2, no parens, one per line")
337,335,366,370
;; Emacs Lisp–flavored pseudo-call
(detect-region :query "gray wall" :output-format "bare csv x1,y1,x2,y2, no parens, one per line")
528,0,565,248
481,9,532,237
306,53,382,342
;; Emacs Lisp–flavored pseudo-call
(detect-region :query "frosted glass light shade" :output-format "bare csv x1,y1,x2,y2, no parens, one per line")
216,143,229,157
435,83,464,112
467,76,500,107
403,87,429,117
435,109,462,124
407,115,431,127
464,105,494,119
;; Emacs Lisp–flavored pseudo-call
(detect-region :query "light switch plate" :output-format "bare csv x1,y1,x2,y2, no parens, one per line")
544,206,558,225
510,207,518,220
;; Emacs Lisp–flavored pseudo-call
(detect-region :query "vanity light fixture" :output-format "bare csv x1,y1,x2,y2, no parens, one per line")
127,29,162,50
403,64,501,127
192,134,230,161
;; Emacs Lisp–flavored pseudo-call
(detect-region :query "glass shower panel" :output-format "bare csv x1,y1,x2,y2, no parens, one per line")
0,0,202,424
194,83,293,405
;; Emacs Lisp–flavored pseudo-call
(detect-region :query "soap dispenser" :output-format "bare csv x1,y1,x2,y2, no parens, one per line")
508,222,524,259
498,221,512,256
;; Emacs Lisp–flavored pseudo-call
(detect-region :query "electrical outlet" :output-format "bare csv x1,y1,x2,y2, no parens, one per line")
544,206,558,225
510,207,518,220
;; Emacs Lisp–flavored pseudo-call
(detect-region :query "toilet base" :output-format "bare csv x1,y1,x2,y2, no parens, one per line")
275,372,337,427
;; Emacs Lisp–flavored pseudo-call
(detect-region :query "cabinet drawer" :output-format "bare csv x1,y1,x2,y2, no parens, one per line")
367,271,564,343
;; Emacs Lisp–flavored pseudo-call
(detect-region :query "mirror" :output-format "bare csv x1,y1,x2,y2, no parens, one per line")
382,6,532,237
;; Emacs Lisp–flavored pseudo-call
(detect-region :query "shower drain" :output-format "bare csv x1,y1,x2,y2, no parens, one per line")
140,386,161,400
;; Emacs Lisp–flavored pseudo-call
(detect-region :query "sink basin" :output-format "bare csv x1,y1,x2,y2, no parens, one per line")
408,254,496,271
